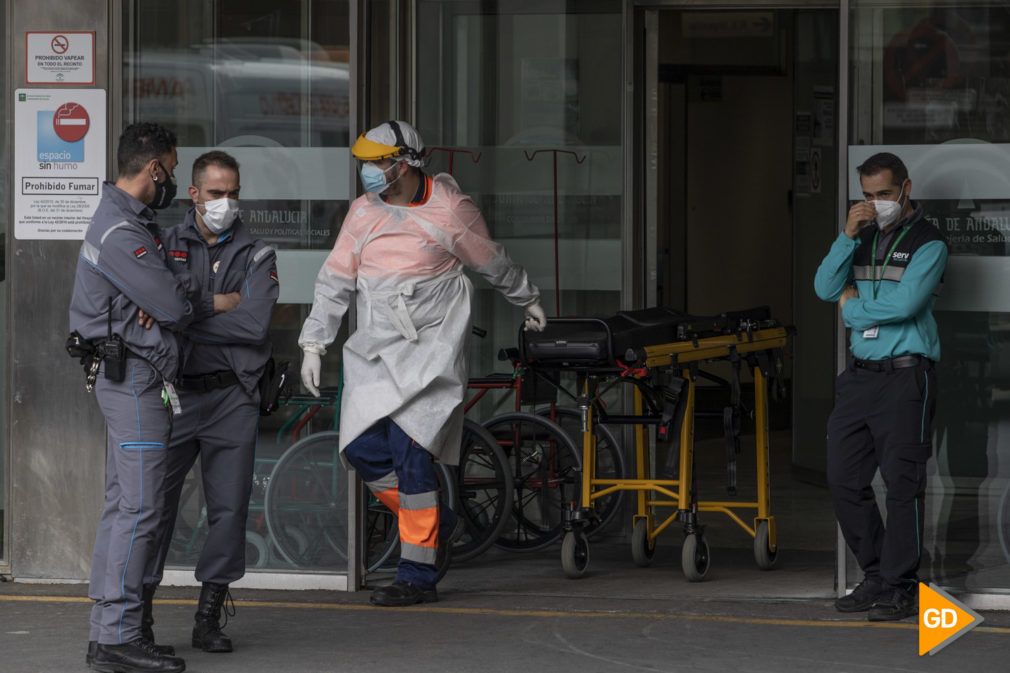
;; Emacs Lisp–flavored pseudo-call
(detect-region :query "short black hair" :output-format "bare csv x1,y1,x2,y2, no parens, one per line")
117,122,177,178
856,152,909,185
192,150,240,187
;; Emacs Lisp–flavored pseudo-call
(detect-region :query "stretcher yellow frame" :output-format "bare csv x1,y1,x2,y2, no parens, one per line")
563,325,789,580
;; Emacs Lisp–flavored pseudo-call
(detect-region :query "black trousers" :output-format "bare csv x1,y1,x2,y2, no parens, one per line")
826,358,936,589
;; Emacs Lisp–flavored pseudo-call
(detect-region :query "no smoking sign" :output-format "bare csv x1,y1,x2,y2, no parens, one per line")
53,102,89,142
51,35,69,54
26,31,95,85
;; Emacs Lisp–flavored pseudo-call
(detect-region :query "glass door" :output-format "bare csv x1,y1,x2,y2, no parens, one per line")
1,0,9,570
848,0,1010,596
123,0,354,581
415,0,625,388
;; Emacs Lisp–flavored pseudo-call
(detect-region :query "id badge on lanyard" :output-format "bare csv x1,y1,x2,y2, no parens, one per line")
864,226,910,341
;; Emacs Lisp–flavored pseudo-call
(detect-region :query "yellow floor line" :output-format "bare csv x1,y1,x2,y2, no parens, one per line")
3,594,1008,635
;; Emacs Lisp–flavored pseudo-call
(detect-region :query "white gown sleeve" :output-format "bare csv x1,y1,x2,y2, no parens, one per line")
298,222,361,354
437,176,540,307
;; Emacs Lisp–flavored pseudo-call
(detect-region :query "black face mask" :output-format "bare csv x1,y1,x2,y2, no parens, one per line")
149,161,177,210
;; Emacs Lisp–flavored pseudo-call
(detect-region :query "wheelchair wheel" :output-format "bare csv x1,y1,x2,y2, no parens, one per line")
483,412,581,552
264,431,348,569
538,407,626,538
453,419,515,562
363,492,399,573
245,531,270,569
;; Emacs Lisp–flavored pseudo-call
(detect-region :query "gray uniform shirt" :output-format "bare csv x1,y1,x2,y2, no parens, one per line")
69,182,205,380
162,209,279,394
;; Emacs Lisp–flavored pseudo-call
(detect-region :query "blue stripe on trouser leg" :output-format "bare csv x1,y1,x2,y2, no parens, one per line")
343,419,440,589
89,362,171,645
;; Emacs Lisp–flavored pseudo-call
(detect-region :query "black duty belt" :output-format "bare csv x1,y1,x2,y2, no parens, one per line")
178,370,239,392
853,354,931,372
92,339,143,359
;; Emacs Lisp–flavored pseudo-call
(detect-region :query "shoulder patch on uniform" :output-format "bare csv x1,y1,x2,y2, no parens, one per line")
269,270,279,282
134,247,148,258
253,245,275,264
154,237,163,250
169,250,188,262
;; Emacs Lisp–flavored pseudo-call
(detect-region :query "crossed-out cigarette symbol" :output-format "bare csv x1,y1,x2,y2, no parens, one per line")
51,35,69,54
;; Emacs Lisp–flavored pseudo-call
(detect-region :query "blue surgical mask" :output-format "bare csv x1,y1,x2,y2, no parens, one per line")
359,162,401,193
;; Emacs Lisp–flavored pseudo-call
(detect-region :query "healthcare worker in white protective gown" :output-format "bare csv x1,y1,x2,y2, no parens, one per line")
299,120,547,606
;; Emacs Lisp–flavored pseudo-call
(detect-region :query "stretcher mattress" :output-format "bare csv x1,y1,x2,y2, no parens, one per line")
520,306,775,367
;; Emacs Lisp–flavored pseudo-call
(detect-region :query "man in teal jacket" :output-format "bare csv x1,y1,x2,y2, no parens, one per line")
814,152,947,622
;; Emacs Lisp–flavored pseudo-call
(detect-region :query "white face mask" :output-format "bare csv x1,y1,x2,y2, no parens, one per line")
200,198,240,234
871,183,907,229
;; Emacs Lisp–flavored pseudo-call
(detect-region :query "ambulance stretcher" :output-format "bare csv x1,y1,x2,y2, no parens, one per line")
519,307,793,580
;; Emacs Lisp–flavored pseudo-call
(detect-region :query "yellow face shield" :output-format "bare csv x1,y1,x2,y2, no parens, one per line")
351,133,404,161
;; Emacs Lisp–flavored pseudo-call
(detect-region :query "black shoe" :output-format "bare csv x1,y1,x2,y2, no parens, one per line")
868,586,918,622
192,582,234,653
88,639,172,666
835,577,886,613
91,639,186,673
139,638,176,657
370,580,438,607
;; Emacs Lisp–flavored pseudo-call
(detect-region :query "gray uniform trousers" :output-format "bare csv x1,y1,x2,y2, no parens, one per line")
146,382,259,586
88,359,172,645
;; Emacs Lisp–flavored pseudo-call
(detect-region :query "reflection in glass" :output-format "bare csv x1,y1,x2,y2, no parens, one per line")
0,0,7,563
124,0,351,575
416,2,624,392
850,2,1010,591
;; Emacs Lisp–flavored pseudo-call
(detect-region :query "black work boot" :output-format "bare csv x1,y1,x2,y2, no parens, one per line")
370,580,438,606
192,582,234,653
868,584,918,622
91,638,186,673
835,577,886,613
141,584,177,656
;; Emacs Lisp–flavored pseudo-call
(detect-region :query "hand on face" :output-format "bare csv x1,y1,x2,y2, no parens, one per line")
845,201,877,239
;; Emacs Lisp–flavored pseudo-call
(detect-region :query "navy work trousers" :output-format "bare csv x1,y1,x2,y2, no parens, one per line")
343,418,442,589
826,358,936,590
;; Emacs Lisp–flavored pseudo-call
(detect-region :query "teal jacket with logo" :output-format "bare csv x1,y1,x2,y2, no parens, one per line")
814,202,948,362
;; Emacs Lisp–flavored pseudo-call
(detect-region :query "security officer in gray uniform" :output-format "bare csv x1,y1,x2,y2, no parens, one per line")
144,150,279,654
70,122,200,673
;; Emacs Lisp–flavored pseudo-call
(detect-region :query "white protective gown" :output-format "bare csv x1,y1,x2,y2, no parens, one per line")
299,173,540,465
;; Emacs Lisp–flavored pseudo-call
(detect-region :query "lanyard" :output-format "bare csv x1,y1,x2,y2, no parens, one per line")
871,225,911,299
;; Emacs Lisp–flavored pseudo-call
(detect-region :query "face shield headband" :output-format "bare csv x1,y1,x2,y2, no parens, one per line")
351,121,425,167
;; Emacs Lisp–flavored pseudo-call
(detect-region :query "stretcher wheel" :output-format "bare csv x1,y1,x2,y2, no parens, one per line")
631,519,655,567
754,520,778,570
681,533,710,582
561,529,590,579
